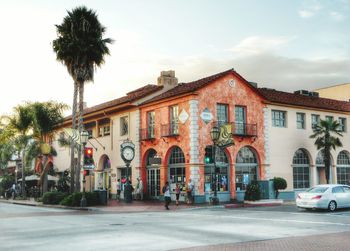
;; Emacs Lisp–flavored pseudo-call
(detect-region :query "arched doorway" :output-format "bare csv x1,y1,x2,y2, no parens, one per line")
204,146,230,201
292,149,310,189
95,155,111,192
316,150,333,184
337,151,350,185
168,146,186,201
235,146,258,191
146,149,160,198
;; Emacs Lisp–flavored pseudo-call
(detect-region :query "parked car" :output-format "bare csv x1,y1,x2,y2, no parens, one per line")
296,184,350,212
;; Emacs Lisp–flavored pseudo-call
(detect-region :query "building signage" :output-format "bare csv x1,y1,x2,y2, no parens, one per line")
178,109,189,124
200,108,213,124
217,124,234,148
149,157,162,165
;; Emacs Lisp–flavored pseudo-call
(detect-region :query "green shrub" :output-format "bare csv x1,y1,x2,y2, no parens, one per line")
42,191,66,205
273,177,287,199
244,181,261,201
60,192,100,207
0,175,15,197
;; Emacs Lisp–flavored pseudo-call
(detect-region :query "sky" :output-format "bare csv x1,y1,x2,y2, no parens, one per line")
1,0,350,116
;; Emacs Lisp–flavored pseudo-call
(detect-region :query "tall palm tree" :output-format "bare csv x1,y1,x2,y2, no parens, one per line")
53,6,112,192
310,119,343,184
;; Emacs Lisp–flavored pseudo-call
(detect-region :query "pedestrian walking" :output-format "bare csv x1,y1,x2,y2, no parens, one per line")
162,181,171,210
116,179,121,201
175,183,181,206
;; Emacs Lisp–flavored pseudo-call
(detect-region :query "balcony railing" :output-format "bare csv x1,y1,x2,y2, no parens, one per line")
161,123,179,137
140,128,155,141
214,122,257,137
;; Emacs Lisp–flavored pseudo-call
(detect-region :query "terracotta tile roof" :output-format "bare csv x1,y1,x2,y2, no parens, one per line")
257,88,350,112
64,84,163,120
141,69,235,105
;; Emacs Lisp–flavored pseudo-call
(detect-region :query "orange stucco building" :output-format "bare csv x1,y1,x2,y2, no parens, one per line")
139,69,266,202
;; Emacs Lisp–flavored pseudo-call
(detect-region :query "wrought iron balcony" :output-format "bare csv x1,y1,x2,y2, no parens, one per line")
140,128,155,141
213,121,257,137
161,123,179,137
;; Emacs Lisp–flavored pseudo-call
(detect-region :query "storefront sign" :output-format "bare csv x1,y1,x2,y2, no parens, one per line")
200,108,213,124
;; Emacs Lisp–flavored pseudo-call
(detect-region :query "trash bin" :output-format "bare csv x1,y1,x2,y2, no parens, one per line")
94,190,107,205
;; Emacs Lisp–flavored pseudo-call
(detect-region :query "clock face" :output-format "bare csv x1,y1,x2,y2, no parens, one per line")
122,147,134,161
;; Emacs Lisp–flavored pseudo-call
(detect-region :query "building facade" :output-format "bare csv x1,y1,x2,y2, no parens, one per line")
139,69,266,202
52,69,350,202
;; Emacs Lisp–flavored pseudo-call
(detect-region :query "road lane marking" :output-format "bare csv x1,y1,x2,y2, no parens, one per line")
174,212,350,227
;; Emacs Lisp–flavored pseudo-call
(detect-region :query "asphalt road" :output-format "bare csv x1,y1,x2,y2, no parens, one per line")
1,203,350,251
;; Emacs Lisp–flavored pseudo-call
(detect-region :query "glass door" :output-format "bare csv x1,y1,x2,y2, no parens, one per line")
147,168,160,198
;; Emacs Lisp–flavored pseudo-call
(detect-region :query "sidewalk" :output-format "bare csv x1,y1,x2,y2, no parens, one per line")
0,198,294,212
0,198,217,212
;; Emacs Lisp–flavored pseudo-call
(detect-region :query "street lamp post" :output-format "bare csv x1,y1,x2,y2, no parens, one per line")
80,130,89,208
210,126,220,205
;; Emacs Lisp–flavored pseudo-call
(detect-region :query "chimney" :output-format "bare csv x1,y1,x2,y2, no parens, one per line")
157,70,178,87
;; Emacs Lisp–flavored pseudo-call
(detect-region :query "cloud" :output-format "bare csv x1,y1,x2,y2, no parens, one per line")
298,10,315,18
158,53,350,93
298,0,323,18
229,36,292,56
329,11,345,21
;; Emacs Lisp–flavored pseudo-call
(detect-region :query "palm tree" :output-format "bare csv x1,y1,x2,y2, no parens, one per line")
53,6,112,192
27,101,68,193
6,104,33,198
310,119,343,184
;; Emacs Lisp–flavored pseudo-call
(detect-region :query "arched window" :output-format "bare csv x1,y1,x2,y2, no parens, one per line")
235,147,258,191
337,151,350,185
292,149,310,189
168,147,186,188
146,149,157,166
204,146,229,192
169,146,185,164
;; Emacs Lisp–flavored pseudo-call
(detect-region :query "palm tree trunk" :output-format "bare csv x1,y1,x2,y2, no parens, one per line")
75,81,85,192
21,150,26,199
70,81,78,193
325,146,331,184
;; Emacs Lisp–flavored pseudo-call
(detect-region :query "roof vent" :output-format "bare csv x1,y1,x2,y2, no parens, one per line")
294,90,310,96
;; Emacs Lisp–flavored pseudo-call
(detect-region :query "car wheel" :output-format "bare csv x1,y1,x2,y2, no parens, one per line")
328,201,337,212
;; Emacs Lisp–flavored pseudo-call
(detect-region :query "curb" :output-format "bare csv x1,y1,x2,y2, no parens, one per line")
0,199,92,211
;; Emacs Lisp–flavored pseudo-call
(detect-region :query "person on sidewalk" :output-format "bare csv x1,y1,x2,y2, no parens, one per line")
116,179,121,201
175,183,181,206
137,178,144,200
186,179,194,204
162,182,171,210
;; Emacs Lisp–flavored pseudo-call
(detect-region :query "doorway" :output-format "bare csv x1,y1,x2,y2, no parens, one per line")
147,168,160,198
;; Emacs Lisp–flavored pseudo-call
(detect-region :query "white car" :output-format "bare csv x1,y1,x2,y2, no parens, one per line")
296,184,350,212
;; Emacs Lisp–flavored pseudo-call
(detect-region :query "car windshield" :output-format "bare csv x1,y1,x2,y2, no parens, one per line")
306,187,328,193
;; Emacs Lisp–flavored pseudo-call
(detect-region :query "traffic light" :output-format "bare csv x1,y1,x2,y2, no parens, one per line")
83,170,90,176
204,146,213,164
84,147,94,168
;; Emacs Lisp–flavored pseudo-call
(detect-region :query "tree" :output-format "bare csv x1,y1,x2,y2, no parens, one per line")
53,6,112,192
26,101,68,193
272,177,287,199
310,119,343,184
6,104,33,198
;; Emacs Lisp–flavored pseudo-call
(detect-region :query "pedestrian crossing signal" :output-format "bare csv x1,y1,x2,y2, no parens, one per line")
84,147,94,169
